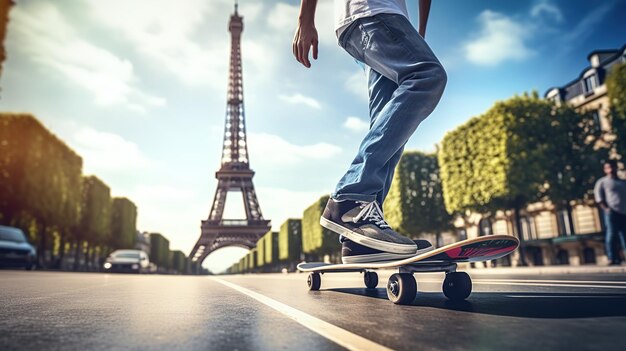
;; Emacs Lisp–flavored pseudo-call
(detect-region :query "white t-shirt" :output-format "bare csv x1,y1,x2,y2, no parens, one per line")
334,0,409,40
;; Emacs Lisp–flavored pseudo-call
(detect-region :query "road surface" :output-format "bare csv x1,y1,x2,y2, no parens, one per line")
1,269,625,350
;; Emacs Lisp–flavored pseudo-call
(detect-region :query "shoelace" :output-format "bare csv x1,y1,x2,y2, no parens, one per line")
353,201,390,228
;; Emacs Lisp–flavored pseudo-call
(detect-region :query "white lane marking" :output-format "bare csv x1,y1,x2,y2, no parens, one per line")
505,295,623,298
472,281,626,289
415,279,626,290
213,278,393,351
475,279,626,285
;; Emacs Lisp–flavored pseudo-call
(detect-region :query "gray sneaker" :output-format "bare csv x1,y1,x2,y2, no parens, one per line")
320,198,417,254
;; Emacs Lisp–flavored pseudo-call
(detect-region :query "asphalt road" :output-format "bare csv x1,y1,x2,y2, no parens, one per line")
1,269,626,351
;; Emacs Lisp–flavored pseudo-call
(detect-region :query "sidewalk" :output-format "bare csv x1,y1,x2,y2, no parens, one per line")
465,264,626,275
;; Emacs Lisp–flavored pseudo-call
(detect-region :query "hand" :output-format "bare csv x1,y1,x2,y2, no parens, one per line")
292,20,318,68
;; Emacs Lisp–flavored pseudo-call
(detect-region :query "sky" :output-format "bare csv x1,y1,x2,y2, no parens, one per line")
1,0,625,273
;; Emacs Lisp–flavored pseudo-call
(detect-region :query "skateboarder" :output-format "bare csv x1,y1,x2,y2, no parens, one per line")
594,160,626,265
293,0,446,260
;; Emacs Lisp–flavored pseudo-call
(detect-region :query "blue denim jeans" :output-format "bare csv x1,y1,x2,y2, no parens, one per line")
604,210,626,262
332,14,447,205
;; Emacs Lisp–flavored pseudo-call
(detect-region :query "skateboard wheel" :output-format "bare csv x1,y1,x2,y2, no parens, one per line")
386,273,416,305
443,272,472,301
364,271,378,289
307,272,321,291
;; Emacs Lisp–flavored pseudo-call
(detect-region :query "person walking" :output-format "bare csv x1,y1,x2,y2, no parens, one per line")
594,160,626,265
292,0,446,262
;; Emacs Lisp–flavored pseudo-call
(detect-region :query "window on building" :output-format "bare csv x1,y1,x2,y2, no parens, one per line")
556,210,572,236
591,110,602,131
556,249,569,265
478,218,492,236
582,247,596,264
521,216,536,241
583,74,597,95
457,229,467,241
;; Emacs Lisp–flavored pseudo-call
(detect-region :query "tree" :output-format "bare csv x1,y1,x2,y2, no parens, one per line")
384,151,454,244
302,195,340,261
149,233,170,271
278,218,302,263
75,176,111,270
263,231,279,267
541,104,609,234
439,93,558,265
0,114,82,267
110,197,138,250
607,62,626,158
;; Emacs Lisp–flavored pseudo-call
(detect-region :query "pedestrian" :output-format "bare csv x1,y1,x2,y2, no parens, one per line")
594,159,626,265
292,0,446,263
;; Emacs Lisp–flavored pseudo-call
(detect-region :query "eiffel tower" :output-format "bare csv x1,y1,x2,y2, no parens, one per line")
190,3,270,267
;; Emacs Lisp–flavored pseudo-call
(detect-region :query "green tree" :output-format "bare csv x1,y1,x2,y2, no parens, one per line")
541,104,609,234
0,114,82,267
75,176,111,270
384,151,454,244
170,250,187,274
264,231,279,267
256,233,266,267
149,233,170,270
607,62,626,158
110,197,138,249
439,93,558,265
302,195,340,261
278,218,302,262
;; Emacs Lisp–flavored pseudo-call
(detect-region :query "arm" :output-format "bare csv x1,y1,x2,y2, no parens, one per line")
594,180,609,211
292,0,319,68
418,0,431,38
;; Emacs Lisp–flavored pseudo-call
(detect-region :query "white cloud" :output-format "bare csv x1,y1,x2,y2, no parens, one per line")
531,0,563,23
10,2,164,112
266,1,336,47
464,10,534,66
248,133,341,166
343,116,369,133
345,70,368,100
73,127,154,173
278,93,322,109
89,0,227,89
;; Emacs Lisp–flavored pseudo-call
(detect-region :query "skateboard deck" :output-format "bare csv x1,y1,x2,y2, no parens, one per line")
297,235,519,305
298,235,519,272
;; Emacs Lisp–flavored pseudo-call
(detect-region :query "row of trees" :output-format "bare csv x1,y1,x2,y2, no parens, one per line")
226,62,626,271
0,113,140,270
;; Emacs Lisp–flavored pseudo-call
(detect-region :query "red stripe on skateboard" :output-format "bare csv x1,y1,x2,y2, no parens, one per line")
446,245,516,259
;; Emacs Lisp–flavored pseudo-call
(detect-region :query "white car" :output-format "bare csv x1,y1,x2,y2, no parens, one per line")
103,250,149,273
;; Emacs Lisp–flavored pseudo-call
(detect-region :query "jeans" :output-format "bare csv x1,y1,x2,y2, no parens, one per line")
604,210,626,262
332,14,447,205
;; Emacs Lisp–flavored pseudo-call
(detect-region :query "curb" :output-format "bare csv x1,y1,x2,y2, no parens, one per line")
464,265,626,275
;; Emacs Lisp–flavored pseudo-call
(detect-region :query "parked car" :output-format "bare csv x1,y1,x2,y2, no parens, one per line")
0,225,36,270
103,249,149,273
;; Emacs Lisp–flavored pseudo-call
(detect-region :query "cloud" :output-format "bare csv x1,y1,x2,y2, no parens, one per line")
278,93,322,109
10,2,165,112
247,133,341,166
343,116,369,133
345,70,369,100
266,1,336,47
531,0,564,23
464,10,534,66
72,127,154,173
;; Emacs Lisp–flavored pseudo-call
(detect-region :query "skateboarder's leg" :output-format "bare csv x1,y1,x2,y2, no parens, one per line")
333,13,446,202
364,67,406,206
605,211,619,263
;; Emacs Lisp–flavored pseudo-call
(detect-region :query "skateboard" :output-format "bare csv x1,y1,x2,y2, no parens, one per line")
297,235,519,305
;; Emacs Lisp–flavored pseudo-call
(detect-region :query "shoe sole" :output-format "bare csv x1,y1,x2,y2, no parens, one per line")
320,217,417,254
341,246,434,264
